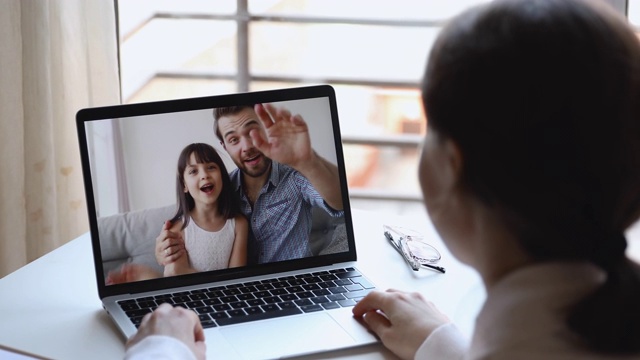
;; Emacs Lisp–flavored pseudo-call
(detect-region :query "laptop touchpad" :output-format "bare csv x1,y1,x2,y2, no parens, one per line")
220,313,357,360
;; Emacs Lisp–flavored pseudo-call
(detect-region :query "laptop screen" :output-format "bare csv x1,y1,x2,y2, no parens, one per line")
76,85,356,297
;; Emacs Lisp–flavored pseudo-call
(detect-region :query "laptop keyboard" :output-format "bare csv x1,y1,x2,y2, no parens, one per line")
117,267,375,328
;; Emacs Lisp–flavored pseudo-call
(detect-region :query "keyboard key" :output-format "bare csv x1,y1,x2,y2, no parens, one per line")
297,291,314,299
195,306,215,314
186,300,204,308
320,274,338,281
312,289,330,296
203,298,222,306
254,291,270,298
211,312,229,320
336,271,361,279
321,302,341,310
263,296,281,304
351,277,376,289
294,299,313,307
286,286,303,293
213,304,231,312
237,293,256,301
328,286,348,294
288,279,305,286
261,304,280,312
230,301,248,309
301,304,323,313
279,301,296,309
239,286,258,294
172,296,190,304
201,320,217,328
344,289,372,299
120,303,140,312
255,284,274,291
270,288,288,296
220,296,238,303
319,281,335,289
327,294,346,302
334,279,352,286
345,284,363,292
272,281,289,288
310,296,330,304
338,299,357,307
245,306,264,315
189,293,207,301
247,299,266,307
198,314,211,321
137,301,156,309
228,309,247,317
206,290,224,298
280,294,298,301
223,288,241,296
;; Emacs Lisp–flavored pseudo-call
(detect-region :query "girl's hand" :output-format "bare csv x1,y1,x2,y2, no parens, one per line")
155,220,185,266
352,289,451,360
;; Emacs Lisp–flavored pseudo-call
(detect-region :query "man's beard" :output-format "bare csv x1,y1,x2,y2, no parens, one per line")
242,156,272,178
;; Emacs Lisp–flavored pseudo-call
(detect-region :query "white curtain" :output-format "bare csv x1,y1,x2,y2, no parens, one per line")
0,0,120,277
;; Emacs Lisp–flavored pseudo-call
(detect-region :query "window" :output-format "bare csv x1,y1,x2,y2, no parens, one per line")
117,0,491,214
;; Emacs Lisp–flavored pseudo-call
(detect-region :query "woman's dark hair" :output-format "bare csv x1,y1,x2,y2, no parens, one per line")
423,0,640,354
170,143,239,229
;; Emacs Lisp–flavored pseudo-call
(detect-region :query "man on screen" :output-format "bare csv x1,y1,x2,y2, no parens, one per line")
157,103,344,265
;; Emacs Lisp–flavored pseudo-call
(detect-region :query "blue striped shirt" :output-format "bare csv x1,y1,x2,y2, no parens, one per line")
230,161,343,264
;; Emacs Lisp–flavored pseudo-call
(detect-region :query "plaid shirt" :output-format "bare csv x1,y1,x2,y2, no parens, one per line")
230,161,343,264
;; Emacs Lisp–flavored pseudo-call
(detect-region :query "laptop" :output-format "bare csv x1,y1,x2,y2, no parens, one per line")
76,85,379,359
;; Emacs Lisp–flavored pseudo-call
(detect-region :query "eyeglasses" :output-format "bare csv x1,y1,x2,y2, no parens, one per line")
383,224,445,274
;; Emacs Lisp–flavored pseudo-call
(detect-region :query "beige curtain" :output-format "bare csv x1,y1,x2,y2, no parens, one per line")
0,0,120,277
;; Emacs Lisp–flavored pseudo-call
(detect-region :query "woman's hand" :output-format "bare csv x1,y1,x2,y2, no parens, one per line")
155,220,186,266
126,303,206,360
352,289,451,360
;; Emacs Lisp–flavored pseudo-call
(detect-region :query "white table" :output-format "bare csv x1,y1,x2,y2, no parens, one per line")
0,209,485,360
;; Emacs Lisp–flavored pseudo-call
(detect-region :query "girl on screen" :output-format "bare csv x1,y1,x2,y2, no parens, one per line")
161,143,248,275
106,143,247,284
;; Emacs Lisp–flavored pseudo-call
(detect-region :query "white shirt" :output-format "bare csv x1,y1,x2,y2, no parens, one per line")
124,335,196,360
417,262,640,359
184,217,235,272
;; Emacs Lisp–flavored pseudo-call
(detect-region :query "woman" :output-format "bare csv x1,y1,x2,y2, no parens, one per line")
354,0,640,358
125,0,640,358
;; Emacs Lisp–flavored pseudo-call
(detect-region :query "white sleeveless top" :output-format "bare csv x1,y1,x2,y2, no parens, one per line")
183,217,236,272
